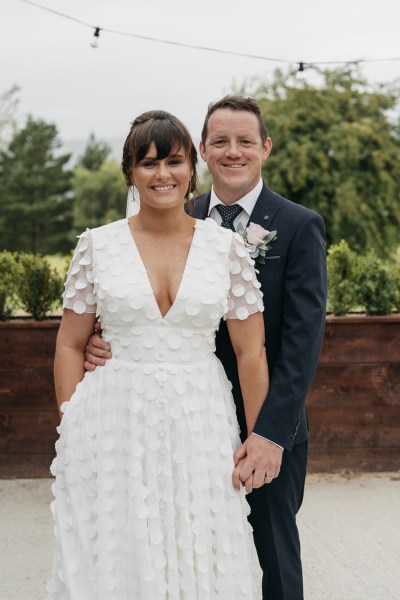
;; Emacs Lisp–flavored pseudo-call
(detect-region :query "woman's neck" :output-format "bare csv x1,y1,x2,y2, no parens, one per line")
130,205,194,235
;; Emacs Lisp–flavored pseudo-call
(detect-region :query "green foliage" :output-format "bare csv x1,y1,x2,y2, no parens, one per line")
0,251,21,319
16,253,63,320
72,160,126,234
327,240,359,315
198,168,213,195
76,133,111,171
0,115,73,254
255,67,400,257
355,250,399,316
327,240,399,315
0,85,20,151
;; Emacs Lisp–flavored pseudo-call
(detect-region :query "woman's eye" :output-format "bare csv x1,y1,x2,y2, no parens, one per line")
142,161,156,168
169,159,183,166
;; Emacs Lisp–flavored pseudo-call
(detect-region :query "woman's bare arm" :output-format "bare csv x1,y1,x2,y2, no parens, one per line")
227,312,269,435
54,309,97,415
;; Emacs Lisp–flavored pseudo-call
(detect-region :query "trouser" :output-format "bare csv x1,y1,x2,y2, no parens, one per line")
247,441,308,600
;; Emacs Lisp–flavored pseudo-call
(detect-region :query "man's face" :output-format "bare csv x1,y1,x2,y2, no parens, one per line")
200,109,272,204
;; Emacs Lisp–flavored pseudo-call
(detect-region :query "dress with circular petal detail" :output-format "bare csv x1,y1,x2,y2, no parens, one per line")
48,217,264,600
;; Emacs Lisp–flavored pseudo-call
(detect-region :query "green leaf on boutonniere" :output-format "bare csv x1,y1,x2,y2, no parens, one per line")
264,231,277,243
256,256,266,264
259,249,266,257
235,223,246,237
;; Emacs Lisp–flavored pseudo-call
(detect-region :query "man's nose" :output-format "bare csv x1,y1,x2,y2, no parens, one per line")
225,142,241,157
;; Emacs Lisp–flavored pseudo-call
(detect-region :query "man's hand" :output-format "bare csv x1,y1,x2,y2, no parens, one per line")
84,323,112,371
233,434,283,490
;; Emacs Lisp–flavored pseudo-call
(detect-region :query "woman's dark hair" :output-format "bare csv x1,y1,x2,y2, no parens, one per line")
201,95,269,144
122,110,198,198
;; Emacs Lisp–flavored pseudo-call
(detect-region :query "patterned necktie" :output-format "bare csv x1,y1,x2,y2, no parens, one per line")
215,204,243,230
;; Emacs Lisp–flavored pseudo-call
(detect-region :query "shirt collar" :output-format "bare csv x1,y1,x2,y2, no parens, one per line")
208,179,263,216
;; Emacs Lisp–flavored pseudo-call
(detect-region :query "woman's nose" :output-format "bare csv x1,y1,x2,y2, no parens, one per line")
155,162,169,179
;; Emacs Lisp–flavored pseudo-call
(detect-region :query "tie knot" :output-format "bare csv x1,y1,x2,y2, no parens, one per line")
215,204,243,230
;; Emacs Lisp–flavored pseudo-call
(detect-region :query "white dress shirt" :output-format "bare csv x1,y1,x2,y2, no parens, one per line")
208,179,263,227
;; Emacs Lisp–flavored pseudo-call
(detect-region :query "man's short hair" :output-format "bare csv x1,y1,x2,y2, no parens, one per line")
201,95,269,145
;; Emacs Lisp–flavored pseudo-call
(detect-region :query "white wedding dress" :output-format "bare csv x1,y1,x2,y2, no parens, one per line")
47,217,264,599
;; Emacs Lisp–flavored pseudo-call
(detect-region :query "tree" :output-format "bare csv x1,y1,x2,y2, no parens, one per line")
0,85,20,151
255,67,400,255
76,133,111,171
72,160,126,235
0,116,72,254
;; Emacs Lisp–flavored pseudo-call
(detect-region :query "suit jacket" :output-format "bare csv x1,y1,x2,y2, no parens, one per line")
188,183,327,450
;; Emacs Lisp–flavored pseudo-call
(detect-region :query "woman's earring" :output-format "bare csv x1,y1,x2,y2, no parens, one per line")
186,179,192,201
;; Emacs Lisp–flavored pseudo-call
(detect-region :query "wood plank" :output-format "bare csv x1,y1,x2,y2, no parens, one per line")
309,363,400,407
320,319,400,363
308,406,400,427
0,454,54,478
0,411,59,454
308,424,400,447
0,368,56,410
0,323,58,367
308,446,400,473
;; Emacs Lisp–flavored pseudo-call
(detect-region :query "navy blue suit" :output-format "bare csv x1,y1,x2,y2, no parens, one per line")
189,183,327,599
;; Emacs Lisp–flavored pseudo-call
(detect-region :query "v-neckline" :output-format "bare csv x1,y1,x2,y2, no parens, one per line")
126,219,198,321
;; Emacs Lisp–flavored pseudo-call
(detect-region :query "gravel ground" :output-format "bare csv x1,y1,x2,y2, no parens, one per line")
1,472,399,599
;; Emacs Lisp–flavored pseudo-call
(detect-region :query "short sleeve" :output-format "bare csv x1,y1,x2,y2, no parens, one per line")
226,233,264,320
63,230,96,314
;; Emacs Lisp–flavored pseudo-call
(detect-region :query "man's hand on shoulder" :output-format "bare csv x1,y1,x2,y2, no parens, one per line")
233,434,283,491
84,322,112,371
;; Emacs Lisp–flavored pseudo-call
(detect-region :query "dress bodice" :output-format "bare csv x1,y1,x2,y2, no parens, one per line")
63,218,263,365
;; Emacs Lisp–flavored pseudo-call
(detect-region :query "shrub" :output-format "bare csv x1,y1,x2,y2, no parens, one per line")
16,253,63,320
327,240,358,315
0,251,21,320
355,250,399,316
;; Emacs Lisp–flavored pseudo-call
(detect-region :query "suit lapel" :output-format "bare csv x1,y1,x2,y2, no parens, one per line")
190,193,210,220
246,183,280,229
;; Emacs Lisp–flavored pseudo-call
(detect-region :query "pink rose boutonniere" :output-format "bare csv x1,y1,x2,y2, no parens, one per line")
235,222,277,264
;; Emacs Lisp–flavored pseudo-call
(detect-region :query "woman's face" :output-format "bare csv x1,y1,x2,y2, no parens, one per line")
131,142,192,211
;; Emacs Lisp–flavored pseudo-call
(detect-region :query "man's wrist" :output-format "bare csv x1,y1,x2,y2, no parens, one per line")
251,432,283,450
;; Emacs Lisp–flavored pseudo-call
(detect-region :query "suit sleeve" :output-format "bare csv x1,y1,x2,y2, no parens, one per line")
252,212,327,450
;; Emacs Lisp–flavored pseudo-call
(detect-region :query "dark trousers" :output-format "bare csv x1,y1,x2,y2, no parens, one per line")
247,441,308,600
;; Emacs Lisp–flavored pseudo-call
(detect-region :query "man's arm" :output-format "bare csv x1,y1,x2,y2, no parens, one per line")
252,212,327,449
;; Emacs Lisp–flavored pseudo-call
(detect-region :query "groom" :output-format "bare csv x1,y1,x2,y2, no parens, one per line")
86,96,327,599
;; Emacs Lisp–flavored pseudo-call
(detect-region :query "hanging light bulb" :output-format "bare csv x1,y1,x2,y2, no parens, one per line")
90,27,101,48
297,61,307,83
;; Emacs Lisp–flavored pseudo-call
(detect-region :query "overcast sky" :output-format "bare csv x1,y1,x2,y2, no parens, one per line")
1,0,399,157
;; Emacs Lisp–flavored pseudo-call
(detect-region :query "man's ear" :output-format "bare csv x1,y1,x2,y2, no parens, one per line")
263,137,272,160
199,141,206,162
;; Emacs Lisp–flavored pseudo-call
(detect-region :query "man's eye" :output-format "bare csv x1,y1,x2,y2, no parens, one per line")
213,140,226,146
241,140,252,145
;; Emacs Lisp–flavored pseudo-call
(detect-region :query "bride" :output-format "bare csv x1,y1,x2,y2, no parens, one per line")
48,110,268,599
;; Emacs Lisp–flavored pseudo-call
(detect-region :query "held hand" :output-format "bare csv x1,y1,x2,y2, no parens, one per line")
232,458,254,493
234,434,283,488
84,325,112,372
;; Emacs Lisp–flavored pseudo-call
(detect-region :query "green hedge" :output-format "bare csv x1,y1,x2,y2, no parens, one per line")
328,241,400,316
1,243,399,320
0,251,63,320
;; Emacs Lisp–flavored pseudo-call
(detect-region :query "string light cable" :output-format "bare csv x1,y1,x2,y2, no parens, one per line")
17,0,400,70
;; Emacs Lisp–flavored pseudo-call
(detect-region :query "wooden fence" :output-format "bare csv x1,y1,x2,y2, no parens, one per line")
0,316,399,477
